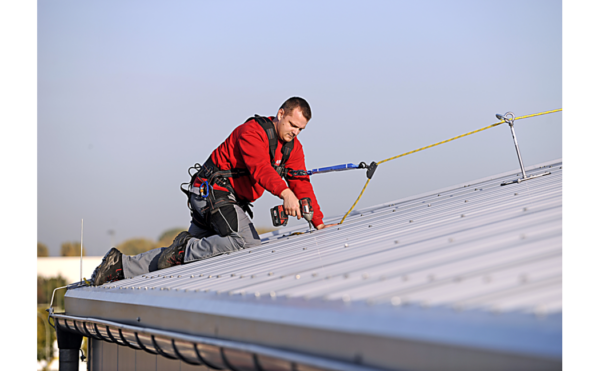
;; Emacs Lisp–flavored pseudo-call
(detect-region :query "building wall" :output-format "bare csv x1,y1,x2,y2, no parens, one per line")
89,338,215,371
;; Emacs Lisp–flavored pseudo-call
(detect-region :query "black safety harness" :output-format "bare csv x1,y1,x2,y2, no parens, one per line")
181,115,297,232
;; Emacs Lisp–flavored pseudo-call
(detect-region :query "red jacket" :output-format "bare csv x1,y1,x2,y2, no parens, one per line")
198,116,324,227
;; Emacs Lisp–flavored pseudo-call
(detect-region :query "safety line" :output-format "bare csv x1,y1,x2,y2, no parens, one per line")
339,108,562,224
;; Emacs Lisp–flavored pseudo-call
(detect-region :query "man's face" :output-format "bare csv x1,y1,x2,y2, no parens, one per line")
275,107,308,142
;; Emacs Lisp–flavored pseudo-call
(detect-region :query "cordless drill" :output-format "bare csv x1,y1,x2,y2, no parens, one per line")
271,197,314,231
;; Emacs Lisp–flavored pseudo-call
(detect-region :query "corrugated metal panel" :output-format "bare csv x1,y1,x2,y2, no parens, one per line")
64,159,562,371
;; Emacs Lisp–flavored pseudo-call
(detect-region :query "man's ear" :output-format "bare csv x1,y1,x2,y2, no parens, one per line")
276,108,285,121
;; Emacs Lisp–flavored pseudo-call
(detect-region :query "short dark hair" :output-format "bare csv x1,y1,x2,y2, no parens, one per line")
280,97,312,121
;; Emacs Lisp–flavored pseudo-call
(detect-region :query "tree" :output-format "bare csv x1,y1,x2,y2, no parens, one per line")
38,306,56,362
38,242,49,257
117,238,156,255
157,227,187,248
60,241,86,257
38,275,67,307
255,227,275,235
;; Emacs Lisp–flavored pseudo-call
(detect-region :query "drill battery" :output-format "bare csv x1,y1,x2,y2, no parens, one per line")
271,197,313,227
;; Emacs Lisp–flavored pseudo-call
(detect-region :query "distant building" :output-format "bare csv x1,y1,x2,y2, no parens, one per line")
38,257,103,284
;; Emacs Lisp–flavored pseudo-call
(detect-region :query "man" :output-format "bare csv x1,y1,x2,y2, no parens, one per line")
91,97,336,286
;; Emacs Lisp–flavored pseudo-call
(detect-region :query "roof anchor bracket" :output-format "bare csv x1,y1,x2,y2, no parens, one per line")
496,112,551,186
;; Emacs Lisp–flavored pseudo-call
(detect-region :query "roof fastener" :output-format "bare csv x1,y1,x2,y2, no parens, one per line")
465,200,468,203
190,275,194,278
272,250,275,253
231,273,235,277
394,240,399,244
251,275,255,278
295,275,301,279
255,292,261,298
428,204,431,207
523,207,527,211
409,220,413,223
461,214,465,218
368,225,372,228
268,272,273,276
303,247,307,250
514,193,518,196
344,243,349,247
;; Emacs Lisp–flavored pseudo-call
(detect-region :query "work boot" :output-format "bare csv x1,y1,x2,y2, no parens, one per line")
91,248,124,286
157,231,193,270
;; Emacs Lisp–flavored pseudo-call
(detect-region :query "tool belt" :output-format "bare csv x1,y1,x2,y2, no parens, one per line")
181,158,253,237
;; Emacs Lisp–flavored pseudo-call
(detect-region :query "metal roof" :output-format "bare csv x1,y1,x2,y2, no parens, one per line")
62,159,562,371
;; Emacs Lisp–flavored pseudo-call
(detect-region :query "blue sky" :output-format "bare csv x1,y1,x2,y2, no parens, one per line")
32,0,566,257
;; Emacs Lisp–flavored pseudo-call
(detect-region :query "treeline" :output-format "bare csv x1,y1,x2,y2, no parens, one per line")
37,241,86,257
38,226,275,257
36,227,187,257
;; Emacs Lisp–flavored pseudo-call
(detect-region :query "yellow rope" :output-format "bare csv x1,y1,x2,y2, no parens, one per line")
338,108,562,224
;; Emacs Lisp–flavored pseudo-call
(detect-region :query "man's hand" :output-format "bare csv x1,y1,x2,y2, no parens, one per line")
280,188,301,219
316,223,339,230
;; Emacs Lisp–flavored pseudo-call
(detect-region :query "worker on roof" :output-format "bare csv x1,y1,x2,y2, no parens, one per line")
91,97,337,286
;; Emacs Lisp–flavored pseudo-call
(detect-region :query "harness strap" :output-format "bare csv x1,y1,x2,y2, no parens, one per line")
250,115,294,175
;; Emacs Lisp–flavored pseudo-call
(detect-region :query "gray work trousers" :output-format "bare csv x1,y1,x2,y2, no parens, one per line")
122,189,261,278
